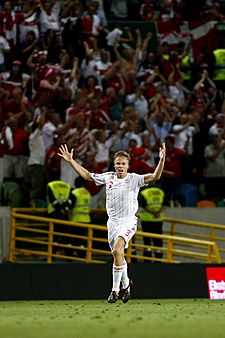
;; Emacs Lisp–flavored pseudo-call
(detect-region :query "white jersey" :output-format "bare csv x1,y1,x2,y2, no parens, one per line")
90,172,145,221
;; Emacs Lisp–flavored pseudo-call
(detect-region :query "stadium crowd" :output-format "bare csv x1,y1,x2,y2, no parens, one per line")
0,0,225,208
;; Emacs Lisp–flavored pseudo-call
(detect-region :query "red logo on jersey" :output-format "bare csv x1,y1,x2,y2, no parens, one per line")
108,181,113,188
125,230,132,237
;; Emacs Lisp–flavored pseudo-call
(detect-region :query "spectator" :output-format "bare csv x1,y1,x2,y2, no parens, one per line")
0,0,24,59
109,0,128,19
161,134,186,206
90,0,108,27
5,86,31,129
100,82,125,121
87,96,110,129
65,91,90,122
1,60,31,96
42,111,62,151
0,78,9,127
127,138,154,174
158,0,181,25
204,132,225,203
39,0,61,40
42,110,73,151
105,26,133,62
66,113,90,161
81,75,100,100
61,0,83,59
0,0,224,210
113,29,141,81
19,30,39,73
120,119,144,149
80,40,100,80
81,150,105,206
191,109,213,181
202,1,225,21
139,184,165,260
0,34,11,72
26,111,46,206
18,0,40,43
32,68,62,107
44,133,64,183
139,0,155,21
69,176,91,258
143,109,175,153
79,1,101,49
102,60,124,94
209,113,225,137
90,128,122,171
172,112,200,180
46,179,75,256
125,84,149,120
93,49,112,85
192,69,216,110
2,115,28,182
42,29,62,64
172,113,199,156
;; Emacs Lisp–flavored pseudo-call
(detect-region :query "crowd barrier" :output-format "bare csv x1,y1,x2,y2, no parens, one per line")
8,208,224,264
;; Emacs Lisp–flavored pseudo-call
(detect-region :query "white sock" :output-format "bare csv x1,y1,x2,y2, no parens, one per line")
121,259,129,289
112,264,124,292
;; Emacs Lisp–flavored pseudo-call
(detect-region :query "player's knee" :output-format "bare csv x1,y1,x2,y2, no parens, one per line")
112,247,123,259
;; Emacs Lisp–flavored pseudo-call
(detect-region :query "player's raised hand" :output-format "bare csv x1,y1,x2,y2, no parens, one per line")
57,144,74,162
159,142,166,160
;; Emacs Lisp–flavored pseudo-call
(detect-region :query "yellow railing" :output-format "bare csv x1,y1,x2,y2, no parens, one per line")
8,208,222,264
164,217,225,263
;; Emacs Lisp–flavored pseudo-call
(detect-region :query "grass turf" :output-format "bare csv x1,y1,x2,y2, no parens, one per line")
0,299,225,338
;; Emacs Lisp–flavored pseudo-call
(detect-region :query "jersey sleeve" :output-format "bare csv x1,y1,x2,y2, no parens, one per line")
90,172,113,186
131,173,146,188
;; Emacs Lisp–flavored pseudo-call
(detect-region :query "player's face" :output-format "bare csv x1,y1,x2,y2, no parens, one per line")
114,156,129,179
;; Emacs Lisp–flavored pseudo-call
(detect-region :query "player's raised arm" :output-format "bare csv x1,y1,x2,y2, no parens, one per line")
57,144,93,181
144,143,166,184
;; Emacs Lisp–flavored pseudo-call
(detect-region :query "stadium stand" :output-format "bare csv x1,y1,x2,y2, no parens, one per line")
0,0,225,210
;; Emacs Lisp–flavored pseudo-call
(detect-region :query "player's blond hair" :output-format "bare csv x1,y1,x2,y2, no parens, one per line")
113,151,131,164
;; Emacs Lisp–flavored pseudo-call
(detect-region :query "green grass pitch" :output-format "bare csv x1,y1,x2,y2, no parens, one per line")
0,299,225,338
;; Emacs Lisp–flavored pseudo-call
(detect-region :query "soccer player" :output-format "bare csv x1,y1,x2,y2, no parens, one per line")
57,143,166,303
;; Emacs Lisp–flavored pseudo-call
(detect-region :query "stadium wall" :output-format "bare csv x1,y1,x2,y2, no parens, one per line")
0,263,224,300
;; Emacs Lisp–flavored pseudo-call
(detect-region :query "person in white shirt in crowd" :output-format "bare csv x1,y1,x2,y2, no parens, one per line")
172,113,199,155
19,1,39,43
172,112,200,180
209,113,225,137
93,49,112,85
90,128,123,171
26,110,46,206
42,111,62,152
57,142,166,304
39,0,61,40
80,40,100,80
125,84,149,120
90,0,108,27
42,110,77,152
0,35,11,72
120,118,145,150
144,110,175,148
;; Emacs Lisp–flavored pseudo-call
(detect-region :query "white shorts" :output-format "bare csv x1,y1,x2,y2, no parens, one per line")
107,217,138,250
